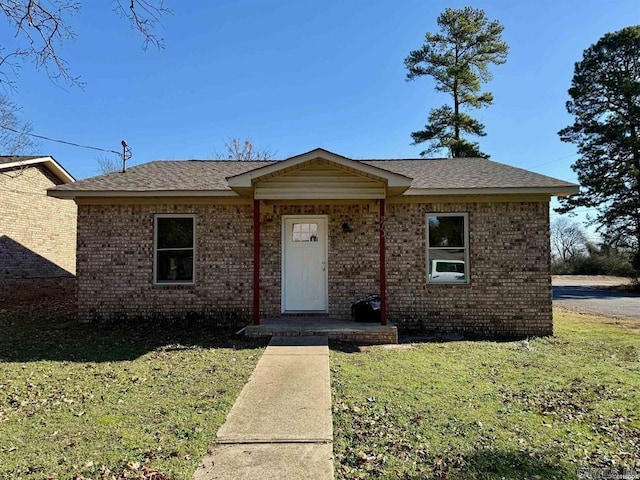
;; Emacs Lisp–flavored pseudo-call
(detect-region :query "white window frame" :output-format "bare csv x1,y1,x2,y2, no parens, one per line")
153,214,196,285
425,212,469,285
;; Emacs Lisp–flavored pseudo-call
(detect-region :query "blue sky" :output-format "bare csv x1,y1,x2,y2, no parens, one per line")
9,0,640,235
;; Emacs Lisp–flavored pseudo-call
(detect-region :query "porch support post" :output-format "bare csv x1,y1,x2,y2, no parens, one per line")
253,199,260,325
379,198,387,325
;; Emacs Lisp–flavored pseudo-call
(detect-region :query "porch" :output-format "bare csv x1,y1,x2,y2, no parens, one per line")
243,316,398,345
225,150,414,329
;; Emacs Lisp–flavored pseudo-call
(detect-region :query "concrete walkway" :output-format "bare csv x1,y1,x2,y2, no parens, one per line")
194,336,334,480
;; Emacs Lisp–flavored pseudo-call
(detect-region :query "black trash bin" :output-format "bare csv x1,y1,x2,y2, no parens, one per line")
351,294,381,322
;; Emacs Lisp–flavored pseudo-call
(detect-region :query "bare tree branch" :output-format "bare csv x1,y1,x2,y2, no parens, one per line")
111,0,169,51
0,1,80,87
96,155,120,173
0,94,41,154
550,217,587,262
0,1,169,88
213,138,276,161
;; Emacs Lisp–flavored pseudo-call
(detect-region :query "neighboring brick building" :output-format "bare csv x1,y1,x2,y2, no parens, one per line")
1,156,76,281
49,148,577,339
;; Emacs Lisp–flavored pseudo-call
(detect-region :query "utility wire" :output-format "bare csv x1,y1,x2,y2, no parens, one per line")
0,125,121,155
528,152,578,169
550,207,600,216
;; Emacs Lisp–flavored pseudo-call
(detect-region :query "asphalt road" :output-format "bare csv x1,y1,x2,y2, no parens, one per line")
553,285,640,319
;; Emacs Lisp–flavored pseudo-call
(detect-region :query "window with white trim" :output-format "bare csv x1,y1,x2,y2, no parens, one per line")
154,215,195,284
426,213,469,284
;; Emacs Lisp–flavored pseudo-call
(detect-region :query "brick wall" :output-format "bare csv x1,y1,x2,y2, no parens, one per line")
0,165,76,280
76,199,552,336
386,200,552,337
76,203,254,323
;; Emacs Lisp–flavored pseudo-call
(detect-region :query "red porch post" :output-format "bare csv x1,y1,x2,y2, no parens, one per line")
253,199,260,325
379,198,387,325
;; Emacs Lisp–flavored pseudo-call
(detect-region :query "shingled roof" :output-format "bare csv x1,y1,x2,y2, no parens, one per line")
362,158,576,193
48,150,577,198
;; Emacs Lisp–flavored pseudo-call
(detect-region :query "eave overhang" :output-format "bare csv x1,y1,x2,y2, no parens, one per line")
1,156,75,184
404,185,580,197
47,189,239,199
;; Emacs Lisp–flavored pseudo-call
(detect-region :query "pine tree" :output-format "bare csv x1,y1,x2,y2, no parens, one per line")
557,26,640,278
405,7,508,158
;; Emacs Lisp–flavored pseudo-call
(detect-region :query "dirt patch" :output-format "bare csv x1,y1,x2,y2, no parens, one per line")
555,305,640,334
358,344,414,352
552,275,633,287
0,277,76,320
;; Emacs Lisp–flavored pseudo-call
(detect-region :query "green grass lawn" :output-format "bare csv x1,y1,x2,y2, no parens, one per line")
331,308,640,480
3,286,639,480
0,300,266,479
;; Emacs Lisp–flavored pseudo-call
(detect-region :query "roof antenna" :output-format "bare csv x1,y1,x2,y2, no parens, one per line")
121,140,132,173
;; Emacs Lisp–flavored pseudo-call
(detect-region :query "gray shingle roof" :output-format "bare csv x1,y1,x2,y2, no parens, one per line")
51,160,272,192
49,157,576,195
361,158,575,190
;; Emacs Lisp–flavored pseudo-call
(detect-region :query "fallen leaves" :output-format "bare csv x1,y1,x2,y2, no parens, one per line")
331,326,640,479
71,462,171,480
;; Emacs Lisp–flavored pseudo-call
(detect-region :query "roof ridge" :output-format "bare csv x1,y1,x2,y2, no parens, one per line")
140,159,277,163
362,158,455,161
138,158,466,163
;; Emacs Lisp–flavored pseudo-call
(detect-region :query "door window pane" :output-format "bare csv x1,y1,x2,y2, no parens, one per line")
292,223,318,242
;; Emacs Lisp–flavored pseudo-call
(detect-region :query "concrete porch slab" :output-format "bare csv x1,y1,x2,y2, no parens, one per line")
263,335,329,355
244,317,398,344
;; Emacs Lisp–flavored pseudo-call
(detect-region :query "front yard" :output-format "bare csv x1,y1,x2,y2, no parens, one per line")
0,285,266,479
2,282,639,480
331,308,640,479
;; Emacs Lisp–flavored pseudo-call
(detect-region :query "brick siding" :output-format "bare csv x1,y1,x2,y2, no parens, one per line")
0,165,76,280
386,200,552,337
76,203,254,323
75,199,552,336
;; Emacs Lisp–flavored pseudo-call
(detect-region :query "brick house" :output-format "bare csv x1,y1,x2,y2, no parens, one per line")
1,156,76,281
48,148,577,338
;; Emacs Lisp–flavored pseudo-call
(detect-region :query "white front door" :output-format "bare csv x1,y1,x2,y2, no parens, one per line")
282,216,328,312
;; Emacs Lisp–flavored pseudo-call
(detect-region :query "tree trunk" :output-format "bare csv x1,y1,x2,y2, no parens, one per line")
453,44,460,141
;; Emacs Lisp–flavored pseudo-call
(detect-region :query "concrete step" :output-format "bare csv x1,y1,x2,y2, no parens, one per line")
244,319,398,344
